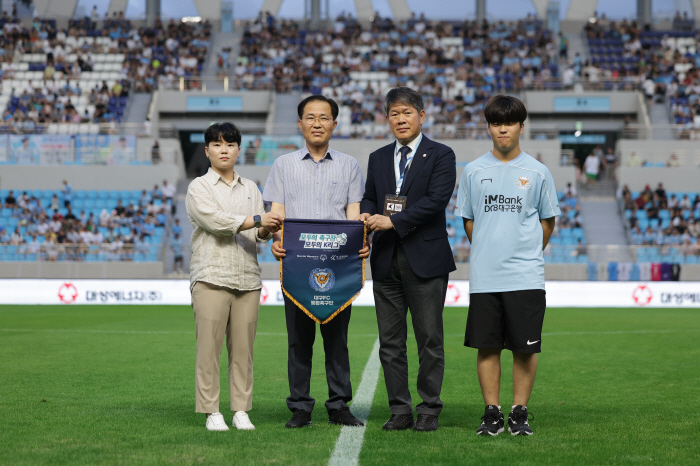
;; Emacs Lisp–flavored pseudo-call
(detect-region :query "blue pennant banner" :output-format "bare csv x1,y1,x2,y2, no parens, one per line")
281,219,366,324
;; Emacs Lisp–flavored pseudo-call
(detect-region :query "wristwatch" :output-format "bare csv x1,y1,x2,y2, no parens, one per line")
253,215,262,228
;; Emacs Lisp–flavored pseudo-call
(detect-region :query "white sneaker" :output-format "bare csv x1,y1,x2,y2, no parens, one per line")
206,412,229,431
232,411,255,430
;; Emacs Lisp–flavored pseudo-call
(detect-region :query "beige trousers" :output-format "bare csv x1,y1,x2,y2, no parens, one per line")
192,281,260,413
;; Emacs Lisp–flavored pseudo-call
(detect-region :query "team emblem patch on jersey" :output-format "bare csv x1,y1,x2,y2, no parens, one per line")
516,176,531,190
309,268,335,292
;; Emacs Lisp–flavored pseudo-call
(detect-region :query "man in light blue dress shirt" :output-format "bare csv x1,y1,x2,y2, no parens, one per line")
263,95,369,429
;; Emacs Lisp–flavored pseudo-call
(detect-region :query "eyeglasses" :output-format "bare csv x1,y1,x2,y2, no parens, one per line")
302,115,333,125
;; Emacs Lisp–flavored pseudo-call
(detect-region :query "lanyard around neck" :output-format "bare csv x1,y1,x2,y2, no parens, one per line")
395,148,414,195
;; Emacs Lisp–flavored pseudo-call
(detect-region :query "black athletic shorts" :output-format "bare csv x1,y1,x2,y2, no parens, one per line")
465,289,546,353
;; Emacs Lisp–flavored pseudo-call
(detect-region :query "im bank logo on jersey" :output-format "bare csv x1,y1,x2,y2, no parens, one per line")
516,176,531,190
484,194,523,213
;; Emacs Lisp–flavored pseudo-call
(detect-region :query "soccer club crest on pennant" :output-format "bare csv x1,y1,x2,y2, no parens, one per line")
309,268,335,292
516,176,531,190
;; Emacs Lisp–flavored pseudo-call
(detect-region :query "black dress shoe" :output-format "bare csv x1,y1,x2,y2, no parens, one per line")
328,407,364,426
382,413,414,430
285,409,312,428
413,413,439,431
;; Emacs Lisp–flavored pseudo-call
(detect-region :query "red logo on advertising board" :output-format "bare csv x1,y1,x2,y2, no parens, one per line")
632,285,653,306
445,283,461,305
58,283,78,304
259,284,269,304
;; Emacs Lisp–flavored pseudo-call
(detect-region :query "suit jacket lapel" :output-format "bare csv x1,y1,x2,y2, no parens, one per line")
399,136,434,195
382,142,397,194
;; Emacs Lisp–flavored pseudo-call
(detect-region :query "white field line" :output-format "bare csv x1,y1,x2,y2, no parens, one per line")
0,328,379,337
1,328,700,337
327,338,381,466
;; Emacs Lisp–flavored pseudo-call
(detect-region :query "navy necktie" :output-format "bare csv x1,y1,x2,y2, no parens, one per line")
398,145,411,176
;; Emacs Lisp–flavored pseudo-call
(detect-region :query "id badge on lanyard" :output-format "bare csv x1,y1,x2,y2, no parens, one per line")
383,195,407,216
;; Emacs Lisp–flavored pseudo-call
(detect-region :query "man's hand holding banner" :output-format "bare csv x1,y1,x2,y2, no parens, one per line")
280,219,366,324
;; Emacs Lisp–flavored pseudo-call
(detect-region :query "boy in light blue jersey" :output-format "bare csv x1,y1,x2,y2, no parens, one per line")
455,95,560,437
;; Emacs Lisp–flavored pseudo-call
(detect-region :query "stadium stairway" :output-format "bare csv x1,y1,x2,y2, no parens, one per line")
124,93,152,124
578,177,632,262
272,93,304,134
202,31,242,91
14,0,34,17
561,21,590,65
649,98,674,139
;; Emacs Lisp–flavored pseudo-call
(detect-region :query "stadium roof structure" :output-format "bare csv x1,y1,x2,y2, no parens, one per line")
255,0,700,25
26,0,700,26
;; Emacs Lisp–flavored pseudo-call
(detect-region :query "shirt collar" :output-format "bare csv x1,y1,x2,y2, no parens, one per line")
394,132,423,156
204,167,241,187
301,145,333,161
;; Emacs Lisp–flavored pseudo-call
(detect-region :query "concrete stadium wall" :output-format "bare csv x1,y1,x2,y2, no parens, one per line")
616,140,700,191
0,139,184,190
617,140,700,166
235,138,576,191
617,167,700,192
0,164,182,191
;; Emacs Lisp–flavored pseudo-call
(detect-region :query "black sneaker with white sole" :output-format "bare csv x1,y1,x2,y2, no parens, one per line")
476,405,504,436
508,405,534,436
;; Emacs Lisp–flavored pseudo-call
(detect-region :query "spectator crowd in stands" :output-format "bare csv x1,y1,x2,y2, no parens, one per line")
581,11,700,137
237,12,559,138
0,180,177,261
3,78,131,130
623,183,700,256
0,15,211,130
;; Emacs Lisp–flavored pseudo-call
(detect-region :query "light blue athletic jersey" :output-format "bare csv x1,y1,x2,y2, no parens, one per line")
455,151,561,293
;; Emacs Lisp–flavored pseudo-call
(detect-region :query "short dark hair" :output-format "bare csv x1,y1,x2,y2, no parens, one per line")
484,95,527,125
204,122,242,146
384,86,424,114
297,95,339,120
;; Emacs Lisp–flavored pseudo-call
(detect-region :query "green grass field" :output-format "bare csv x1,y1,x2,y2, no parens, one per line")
1,304,699,465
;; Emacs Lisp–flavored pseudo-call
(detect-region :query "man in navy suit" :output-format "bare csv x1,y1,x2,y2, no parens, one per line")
357,87,456,432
